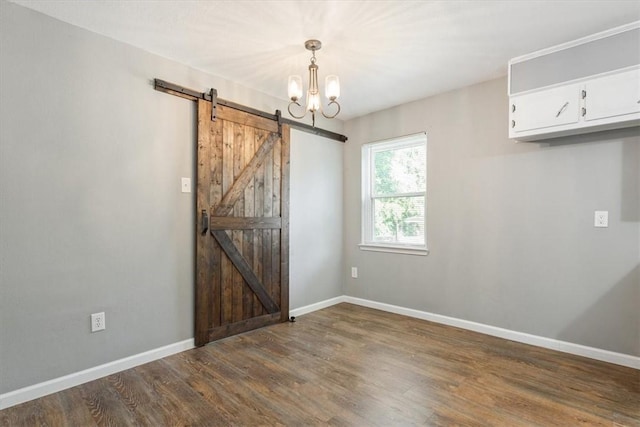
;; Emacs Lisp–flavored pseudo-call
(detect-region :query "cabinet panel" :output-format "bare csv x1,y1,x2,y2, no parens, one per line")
511,84,581,133
584,68,640,121
509,27,640,95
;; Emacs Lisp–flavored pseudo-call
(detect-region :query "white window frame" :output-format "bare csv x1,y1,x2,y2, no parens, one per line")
360,132,428,256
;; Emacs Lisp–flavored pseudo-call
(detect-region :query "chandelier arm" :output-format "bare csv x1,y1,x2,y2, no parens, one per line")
321,100,341,119
288,101,307,119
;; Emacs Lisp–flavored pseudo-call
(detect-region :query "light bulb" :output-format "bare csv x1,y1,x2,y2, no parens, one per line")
307,91,321,112
288,76,302,101
325,75,340,100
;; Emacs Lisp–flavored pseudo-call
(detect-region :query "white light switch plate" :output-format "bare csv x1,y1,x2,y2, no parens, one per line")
351,267,358,278
594,211,608,227
181,177,191,193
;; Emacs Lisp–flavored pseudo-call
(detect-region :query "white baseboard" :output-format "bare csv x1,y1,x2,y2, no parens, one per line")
4,296,637,410
289,296,347,318
295,295,639,370
0,339,194,410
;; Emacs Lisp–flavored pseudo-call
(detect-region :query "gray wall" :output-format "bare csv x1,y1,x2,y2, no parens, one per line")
343,77,640,356
0,1,343,394
290,129,344,308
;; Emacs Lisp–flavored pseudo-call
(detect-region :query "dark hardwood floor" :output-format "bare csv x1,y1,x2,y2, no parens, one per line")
1,303,638,426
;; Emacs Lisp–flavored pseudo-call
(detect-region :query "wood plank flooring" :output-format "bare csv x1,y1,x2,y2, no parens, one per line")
1,303,638,426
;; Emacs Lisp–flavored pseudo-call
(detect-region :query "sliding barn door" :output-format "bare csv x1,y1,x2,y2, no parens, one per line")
195,99,290,346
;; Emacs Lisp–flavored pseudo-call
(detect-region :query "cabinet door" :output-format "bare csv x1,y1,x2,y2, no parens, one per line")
584,68,640,121
510,84,581,133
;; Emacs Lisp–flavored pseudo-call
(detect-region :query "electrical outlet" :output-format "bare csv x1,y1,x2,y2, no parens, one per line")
91,312,105,332
594,211,608,228
351,267,358,279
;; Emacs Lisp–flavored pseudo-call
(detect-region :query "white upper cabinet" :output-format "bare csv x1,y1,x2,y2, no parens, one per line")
511,84,581,134
508,22,640,142
584,68,640,122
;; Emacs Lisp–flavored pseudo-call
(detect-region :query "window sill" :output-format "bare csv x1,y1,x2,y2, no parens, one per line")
359,243,429,256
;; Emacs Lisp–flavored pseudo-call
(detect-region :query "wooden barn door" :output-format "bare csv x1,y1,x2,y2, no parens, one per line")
195,99,290,346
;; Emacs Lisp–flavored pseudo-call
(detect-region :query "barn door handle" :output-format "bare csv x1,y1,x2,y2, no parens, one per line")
201,210,209,235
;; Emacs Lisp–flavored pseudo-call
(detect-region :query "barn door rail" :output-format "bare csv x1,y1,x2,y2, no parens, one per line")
154,78,347,143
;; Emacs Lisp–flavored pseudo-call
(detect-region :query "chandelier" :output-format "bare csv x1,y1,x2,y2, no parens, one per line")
287,40,340,127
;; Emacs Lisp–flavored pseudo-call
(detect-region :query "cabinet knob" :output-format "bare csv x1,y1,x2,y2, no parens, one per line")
582,107,586,117
511,104,516,113
511,120,516,128
582,90,587,99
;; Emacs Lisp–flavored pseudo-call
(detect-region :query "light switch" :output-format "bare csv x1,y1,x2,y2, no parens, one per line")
181,177,191,193
594,211,608,228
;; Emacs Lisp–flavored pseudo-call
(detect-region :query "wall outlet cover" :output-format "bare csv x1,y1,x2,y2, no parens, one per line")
594,211,608,227
91,312,106,332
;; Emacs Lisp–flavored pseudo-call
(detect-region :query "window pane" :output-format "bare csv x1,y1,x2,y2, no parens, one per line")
373,144,426,195
373,196,425,245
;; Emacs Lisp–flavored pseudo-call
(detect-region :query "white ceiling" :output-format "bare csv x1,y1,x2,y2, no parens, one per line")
9,0,640,120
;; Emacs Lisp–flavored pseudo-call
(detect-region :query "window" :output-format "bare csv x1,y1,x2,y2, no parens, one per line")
360,133,427,255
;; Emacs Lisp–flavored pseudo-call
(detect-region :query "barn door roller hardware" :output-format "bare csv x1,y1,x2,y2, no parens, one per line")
210,89,217,122
153,78,347,143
